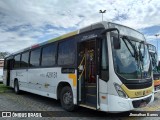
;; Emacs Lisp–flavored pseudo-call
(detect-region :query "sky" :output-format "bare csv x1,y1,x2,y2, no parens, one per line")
0,0,160,57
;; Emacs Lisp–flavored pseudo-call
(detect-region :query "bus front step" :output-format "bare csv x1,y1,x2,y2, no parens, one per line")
79,104,96,110
85,83,96,95
86,94,96,105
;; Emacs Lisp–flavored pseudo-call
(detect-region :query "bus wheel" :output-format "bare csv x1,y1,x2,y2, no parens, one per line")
14,80,20,94
60,86,75,111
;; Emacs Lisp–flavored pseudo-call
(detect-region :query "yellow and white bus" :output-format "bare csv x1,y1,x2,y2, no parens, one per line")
3,21,154,112
148,43,160,93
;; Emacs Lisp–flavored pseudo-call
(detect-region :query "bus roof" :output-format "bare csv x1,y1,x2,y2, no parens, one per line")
7,21,107,57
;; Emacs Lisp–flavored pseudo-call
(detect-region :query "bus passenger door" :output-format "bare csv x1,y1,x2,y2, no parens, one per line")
77,39,99,109
4,58,12,86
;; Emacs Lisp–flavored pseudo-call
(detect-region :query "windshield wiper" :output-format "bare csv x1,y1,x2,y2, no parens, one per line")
138,41,145,62
122,35,142,78
122,36,138,60
151,55,157,69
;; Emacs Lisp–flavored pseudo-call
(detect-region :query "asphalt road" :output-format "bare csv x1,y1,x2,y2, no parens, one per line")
0,87,160,120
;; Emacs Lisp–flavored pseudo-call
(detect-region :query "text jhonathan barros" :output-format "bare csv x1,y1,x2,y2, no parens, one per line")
129,113,158,117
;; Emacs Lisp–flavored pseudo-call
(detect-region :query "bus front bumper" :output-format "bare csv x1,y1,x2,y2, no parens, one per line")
107,93,154,112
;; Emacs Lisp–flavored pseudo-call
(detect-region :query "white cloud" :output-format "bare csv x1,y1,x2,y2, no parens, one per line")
0,30,37,52
0,0,160,53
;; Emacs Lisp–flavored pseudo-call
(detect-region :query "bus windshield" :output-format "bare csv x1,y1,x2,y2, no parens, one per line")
148,46,159,73
111,36,151,80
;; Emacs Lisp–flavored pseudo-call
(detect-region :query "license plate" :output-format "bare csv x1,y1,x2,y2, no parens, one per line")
139,102,147,108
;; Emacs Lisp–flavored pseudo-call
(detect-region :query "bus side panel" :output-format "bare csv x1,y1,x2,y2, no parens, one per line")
10,67,77,104
10,69,28,89
27,68,58,98
99,79,108,111
10,70,15,88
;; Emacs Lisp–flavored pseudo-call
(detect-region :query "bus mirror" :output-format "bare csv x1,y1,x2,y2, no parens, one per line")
101,28,121,49
101,28,119,34
113,36,121,49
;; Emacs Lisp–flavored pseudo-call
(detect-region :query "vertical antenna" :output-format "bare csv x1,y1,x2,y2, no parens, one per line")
99,10,106,21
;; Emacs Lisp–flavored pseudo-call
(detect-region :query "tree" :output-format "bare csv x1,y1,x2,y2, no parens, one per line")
0,52,10,59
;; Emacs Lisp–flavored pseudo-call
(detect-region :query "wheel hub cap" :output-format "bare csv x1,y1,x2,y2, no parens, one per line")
63,91,72,104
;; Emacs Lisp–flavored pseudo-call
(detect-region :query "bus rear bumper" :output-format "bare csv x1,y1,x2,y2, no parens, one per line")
107,93,154,112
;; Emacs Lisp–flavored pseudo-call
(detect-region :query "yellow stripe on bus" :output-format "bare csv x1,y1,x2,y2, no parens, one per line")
48,30,78,43
121,84,153,98
68,74,77,87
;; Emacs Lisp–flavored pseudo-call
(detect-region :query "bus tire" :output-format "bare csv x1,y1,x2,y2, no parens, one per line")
14,80,20,94
60,86,75,111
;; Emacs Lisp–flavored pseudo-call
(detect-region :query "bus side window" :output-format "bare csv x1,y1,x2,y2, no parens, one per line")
100,38,109,81
58,39,75,66
13,54,21,69
41,44,56,66
30,48,41,67
21,52,29,68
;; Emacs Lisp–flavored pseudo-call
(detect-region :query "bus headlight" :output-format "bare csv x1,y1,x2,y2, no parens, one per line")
114,83,128,98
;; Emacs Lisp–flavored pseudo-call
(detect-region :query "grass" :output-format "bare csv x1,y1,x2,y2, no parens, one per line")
0,83,10,93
